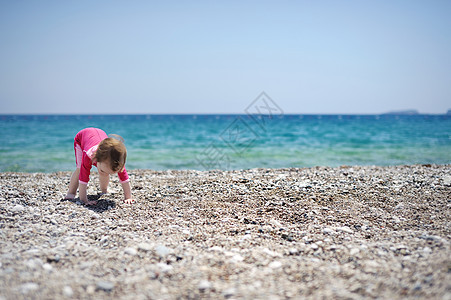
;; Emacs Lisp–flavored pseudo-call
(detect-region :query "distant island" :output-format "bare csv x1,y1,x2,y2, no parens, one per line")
381,109,419,115
381,109,451,115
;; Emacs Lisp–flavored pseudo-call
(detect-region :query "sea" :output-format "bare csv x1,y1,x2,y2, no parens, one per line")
0,114,450,172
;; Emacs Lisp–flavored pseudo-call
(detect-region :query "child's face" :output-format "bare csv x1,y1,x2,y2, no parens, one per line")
97,161,116,176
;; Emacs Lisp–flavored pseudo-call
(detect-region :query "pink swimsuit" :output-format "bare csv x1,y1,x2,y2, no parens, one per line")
74,128,129,185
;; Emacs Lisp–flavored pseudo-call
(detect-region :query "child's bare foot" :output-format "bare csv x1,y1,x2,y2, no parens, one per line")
64,193,75,200
81,198,97,206
84,200,98,206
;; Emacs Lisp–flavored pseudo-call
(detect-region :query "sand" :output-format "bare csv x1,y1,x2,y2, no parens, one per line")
0,165,450,299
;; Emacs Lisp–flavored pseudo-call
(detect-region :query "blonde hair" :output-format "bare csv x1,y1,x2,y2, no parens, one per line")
95,135,127,172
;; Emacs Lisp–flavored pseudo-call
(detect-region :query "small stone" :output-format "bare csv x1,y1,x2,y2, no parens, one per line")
443,175,451,186
281,233,294,241
328,245,339,251
124,247,137,256
229,254,244,263
63,286,73,297
310,243,319,250
96,281,114,292
336,226,354,234
11,204,25,214
118,220,129,226
322,227,334,234
155,245,171,257
20,282,39,294
198,280,212,291
137,242,153,252
86,285,95,294
395,203,405,210
270,219,282,228
223,287,236,298
288,248,298,255
42,263,53,272
26,258,43,270
262,248,281,257
47,254,60,263
350,248,360,256
209,246,223,252
156,263,173,273
268,261,282,269
363,260,380,273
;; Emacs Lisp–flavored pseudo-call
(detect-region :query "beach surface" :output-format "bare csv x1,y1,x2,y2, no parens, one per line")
0,165,450,299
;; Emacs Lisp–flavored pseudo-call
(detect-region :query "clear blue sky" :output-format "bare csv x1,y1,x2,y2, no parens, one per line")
1,1,450,114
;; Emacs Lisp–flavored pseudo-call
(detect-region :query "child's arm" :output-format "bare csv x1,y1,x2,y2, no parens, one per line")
79,183,97,206
121,181,135,204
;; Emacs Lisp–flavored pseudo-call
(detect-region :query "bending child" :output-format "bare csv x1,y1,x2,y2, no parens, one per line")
65,127,135,205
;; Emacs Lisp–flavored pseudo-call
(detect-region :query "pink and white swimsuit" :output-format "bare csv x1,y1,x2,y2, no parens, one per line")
74,128,129,185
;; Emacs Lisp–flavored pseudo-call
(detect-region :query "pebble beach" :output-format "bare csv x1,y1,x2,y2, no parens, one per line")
1,165,450,299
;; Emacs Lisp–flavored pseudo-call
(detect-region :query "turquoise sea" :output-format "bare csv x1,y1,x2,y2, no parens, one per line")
0,114,450,172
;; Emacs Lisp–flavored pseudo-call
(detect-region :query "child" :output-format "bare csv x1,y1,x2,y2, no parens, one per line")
64,127,135,205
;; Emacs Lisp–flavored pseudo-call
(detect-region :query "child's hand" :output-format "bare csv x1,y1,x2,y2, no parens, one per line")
123,198,135,204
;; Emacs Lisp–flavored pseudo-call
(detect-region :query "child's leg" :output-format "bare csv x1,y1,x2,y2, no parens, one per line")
65,141,83,199
65,168,80,199
99,173,110,194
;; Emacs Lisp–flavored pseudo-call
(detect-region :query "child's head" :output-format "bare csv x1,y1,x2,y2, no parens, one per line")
95,136,127,173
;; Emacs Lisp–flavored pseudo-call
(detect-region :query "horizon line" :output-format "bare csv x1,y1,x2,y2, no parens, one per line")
1,112,450,116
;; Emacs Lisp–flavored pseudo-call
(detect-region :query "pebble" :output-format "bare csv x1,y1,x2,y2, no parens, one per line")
63,286,73,297
198,280,212,291
270,219,283,228
156,263,173,273
124,247,138,256
47,254,60,263
223,287,236,298
350,248,360,256
364,261,380,273
288,248,299,255
336,226,354,234
443,175,451,186
20,282,39,294
86,285,95,294
322,227,334,234
209,246,223,252
42,263,53,272
423,247,432,254
229,254,244,263
96,281,114,292
11,204,25,213
137,242,153,252
268,261,283,269
155,244,171,257
395,203,405,210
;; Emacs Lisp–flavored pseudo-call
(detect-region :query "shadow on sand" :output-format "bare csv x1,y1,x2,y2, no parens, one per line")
60,193,116,213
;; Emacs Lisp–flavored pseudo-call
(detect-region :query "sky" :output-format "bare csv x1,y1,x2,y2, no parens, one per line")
0,1,450,114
